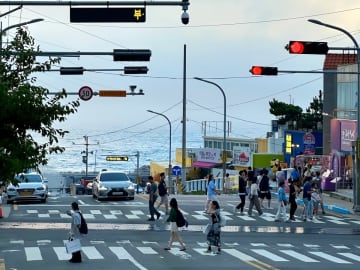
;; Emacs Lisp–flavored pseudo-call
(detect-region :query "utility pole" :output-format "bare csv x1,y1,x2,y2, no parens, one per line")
74,136,99,177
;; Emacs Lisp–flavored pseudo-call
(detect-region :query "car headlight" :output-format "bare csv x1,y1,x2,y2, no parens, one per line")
7,187,16,192
128,184,135,190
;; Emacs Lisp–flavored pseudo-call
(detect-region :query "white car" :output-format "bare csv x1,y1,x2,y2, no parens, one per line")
6,172,48,204
92,170,135,201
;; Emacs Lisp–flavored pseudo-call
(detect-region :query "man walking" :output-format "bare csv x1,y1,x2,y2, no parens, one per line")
247,172,263,217
157,172,169,215
148,176,161,221
274,181,288,222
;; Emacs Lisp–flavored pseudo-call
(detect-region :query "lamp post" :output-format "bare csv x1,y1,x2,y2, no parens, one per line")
147,110,173,194
308,19,360,212
1,18,44,49
194,77,227,184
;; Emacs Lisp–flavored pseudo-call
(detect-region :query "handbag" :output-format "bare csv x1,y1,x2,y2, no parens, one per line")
65,238,81,254
202,224,212,235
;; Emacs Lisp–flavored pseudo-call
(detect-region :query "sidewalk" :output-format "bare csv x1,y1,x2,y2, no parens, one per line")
325,188,356,215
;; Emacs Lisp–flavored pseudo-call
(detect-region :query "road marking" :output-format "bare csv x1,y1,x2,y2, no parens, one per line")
223,249,279,270
48,210,60,214
38,214,50,218
82,246,104,259
90,210,102,215
103,214,117,219
238,215,256,221
82,213,95,219
279,250,319,262
25,247,42,261
193,248,217,256
309,251,352,263
27,210,38,214
131,210,144,215
252,249,289,261
331,245,350,249
192,214,209,220
53,246,71,260
109,246,148,270
136,247,158,254
37,240,51,246
338,252,360,262
125,214,140,219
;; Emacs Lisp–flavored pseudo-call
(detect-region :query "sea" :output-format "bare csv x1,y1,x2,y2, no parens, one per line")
40,126,204,178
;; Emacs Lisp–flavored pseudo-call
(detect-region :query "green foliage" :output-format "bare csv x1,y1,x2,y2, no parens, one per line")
0,27,80,184
269,90,323,131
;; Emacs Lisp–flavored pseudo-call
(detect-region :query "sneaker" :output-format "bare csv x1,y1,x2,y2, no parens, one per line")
290,217,296,221
156,213,161,220
164,247,171,251
205,247,211,253
179,247,186,251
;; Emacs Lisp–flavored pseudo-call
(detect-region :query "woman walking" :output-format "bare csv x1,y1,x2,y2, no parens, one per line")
164,198,186,251
205,200,221,254
288,179,300,221
66,202,83,263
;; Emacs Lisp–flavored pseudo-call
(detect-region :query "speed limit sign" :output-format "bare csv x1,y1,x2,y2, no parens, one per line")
78,86,93,101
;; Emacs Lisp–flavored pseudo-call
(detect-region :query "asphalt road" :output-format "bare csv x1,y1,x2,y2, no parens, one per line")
1,193,360,270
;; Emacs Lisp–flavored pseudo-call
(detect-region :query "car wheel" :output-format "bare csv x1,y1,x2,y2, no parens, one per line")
41,199,47,203
129,197,135,201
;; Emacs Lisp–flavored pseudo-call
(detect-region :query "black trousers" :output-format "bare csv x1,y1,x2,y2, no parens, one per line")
289,200,297,218
72,250,82,261
236,195,246,212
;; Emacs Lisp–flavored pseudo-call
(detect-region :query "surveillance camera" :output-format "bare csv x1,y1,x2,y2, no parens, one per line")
181,11,189,25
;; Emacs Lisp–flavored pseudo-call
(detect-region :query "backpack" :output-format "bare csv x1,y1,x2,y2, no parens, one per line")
79,213,88,234
219,212,226,227
176,209,186,227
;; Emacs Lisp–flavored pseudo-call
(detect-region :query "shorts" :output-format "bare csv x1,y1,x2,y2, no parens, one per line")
259,191,271,200
170,222,179,232
207,194,217,201
159,194,169,205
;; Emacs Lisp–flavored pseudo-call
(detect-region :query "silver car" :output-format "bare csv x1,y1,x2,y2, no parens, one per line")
6,173,48,204
92,170,135,201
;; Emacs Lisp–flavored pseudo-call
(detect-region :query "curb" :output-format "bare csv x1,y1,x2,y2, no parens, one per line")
271,192,352,215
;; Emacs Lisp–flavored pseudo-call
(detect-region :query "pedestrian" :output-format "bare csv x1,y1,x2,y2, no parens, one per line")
156,172,169,215
164,198,186,251
205,200,221,254
234,170,247,214
258,168,271,209
311,182,322,219
147,176,161,221
288,178,300,221
312,171,325,214
274,181,288,222
247,172,263,217
301,176,313,221
224,173,231,194
205,174,217,212
66,201,83,263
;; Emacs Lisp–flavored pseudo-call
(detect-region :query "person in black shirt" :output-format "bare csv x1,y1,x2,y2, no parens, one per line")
234,170,247,214
258,169,271,209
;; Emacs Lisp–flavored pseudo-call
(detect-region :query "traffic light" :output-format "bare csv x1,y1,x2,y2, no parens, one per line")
113,49,151,61
249,66,278,76
286,41,329,54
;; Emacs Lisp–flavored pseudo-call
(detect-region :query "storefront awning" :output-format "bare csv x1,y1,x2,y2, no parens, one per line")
192,161,218,168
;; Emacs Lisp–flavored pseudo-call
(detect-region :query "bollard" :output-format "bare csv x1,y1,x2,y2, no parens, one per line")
0,258,5,270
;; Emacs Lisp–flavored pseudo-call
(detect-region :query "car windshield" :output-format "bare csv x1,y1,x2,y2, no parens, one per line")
17,174,42,183
100,173,129,182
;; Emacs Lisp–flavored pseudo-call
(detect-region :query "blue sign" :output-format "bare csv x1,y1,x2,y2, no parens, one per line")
172,166,181,176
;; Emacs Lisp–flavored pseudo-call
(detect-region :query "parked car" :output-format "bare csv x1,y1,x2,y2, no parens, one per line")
92,170,135,201
6,172,48,204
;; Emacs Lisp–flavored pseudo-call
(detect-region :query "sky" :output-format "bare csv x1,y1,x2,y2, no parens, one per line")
2,0,360,144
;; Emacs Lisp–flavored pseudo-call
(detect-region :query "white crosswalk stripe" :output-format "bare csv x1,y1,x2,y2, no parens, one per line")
5,240,360,265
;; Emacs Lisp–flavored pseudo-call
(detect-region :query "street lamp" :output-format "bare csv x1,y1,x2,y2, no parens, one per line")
1,18,44,48
194,77,227,184
147,110,173,194
308,19,360,212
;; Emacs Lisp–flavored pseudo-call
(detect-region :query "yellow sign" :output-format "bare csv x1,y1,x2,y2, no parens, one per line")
106,156,129,161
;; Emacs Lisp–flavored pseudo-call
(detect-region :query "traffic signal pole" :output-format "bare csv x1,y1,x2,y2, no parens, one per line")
308,19,360,213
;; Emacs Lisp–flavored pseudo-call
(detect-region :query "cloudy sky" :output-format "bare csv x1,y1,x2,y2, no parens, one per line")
2,0,360,142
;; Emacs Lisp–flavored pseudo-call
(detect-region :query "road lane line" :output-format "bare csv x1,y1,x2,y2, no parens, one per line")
338,252,360,262
279,250,319,262
309,251,352,263
251,249,289,262
53,246,71,260
109,246,148,270
136,247,158,254
82,246,104,259
223,249,278,270
25,247,42,261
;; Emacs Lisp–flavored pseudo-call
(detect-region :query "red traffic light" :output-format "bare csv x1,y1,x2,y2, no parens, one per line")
250,66,278,76
286,41,328,54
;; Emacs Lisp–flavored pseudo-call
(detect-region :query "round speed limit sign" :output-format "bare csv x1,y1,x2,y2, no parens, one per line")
78,86,93,101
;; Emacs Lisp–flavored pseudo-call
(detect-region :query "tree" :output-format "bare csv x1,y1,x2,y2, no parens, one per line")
0,27,80,185
269,90,323,131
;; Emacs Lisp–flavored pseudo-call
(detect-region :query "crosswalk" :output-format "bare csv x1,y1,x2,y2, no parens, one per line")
21,208,360,225
3,240,360,265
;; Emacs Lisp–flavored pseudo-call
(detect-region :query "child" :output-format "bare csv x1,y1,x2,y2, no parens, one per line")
311,182,321,219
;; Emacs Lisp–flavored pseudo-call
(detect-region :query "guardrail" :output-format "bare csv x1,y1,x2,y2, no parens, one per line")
185,178,223,193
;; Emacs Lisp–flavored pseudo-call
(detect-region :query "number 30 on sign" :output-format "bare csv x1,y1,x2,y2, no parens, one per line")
78,86,93,101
